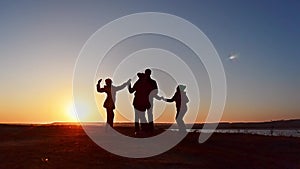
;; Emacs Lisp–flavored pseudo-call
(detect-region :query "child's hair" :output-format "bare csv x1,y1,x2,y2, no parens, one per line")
177,85,186,91
137,72,145,78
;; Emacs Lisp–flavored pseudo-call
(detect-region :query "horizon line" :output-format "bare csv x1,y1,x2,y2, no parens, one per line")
1,118,300,125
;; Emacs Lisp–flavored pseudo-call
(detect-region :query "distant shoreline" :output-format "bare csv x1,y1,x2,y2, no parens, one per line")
1,119,300,129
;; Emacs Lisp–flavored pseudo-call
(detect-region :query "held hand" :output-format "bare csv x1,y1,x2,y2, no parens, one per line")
127,83,133,93
157,96,164,101
98,79,102,84
161,97,167,102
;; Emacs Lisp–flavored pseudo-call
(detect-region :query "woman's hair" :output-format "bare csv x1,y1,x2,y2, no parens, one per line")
105,78,112,85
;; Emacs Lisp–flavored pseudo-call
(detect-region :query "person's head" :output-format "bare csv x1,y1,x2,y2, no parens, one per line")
177,85,186,92
145,69,151,77
105,78,112,86
137,72,145,79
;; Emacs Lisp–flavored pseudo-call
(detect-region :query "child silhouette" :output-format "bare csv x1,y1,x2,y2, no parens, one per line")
163,85,189,132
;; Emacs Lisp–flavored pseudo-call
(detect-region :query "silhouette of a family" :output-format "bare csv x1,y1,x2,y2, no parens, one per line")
96,68,189,135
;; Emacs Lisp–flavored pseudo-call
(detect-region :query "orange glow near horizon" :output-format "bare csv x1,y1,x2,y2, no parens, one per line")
0,79,298,124
0,91,298,124
66,102,78,122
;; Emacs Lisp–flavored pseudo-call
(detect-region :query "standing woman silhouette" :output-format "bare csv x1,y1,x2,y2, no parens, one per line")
96,78,131,130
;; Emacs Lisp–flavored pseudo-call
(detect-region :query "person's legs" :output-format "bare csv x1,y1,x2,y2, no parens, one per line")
108,109,114,128
147,106,154,132
147,103,154,122
106,108,114,131
176,118,186,132
176,109,186,132
105,109,109,131
140,110,148,132
134,108,147,134
134,109,141,133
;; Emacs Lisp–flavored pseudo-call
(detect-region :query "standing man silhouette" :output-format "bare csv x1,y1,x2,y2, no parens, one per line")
96,78,131,130
144,69,159,132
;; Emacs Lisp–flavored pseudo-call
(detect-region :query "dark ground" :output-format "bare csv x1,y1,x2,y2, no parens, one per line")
0,124,299,169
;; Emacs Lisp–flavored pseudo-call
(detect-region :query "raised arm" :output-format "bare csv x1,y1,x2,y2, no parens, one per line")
96,79,105,93
114,79,131,91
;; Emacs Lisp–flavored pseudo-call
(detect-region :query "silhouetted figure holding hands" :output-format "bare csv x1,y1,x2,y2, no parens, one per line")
163,85,189,132
144,69,159,132
96,78,131,130
128,69,161,135
128,73,148,135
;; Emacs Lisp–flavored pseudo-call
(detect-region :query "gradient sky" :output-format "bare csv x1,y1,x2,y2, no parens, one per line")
0,0,299,123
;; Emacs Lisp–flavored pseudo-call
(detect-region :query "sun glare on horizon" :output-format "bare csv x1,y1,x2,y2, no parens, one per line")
66,102,78,122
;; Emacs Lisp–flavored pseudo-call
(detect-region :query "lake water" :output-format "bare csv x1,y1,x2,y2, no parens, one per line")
168,129,300,138
46,122,300,138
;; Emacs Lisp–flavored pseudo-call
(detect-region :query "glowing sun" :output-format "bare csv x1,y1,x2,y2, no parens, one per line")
66,102,78,122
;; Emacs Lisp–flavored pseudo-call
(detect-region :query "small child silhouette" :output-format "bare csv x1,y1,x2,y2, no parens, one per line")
163,85,189,132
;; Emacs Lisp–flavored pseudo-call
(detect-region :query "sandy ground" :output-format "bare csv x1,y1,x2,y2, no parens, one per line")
0,124,299,169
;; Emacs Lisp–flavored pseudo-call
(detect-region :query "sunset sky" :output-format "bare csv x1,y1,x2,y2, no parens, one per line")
0,0,299,123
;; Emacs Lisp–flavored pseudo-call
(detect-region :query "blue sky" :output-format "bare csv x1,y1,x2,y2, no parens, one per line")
0,0,299,122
